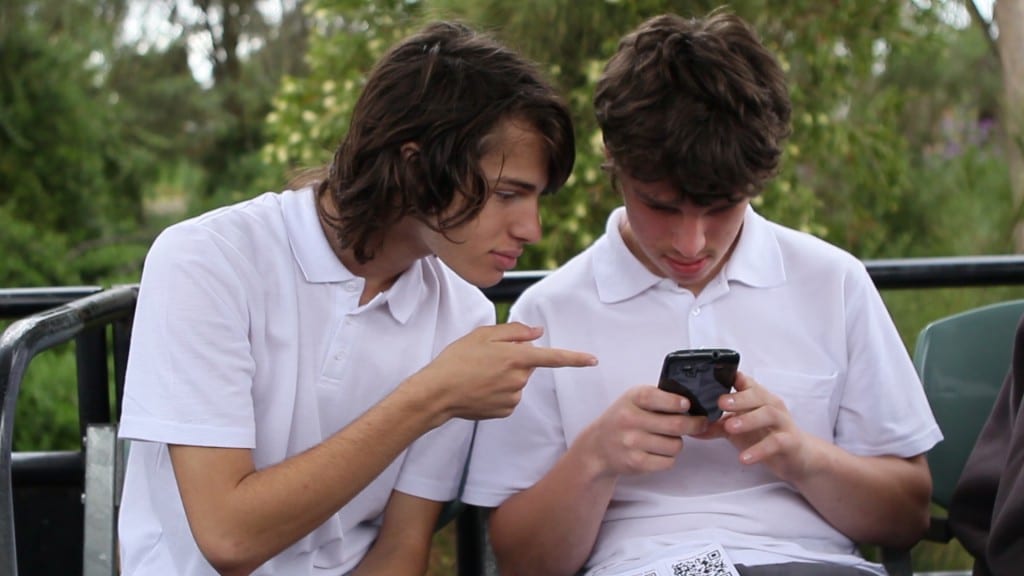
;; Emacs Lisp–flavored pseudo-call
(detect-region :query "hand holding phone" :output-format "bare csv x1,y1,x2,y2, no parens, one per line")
657,348,740,422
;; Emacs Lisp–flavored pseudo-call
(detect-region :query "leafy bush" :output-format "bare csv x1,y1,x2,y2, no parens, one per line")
12,345,81,452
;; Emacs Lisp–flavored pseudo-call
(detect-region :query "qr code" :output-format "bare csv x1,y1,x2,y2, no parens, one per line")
671,548,729,576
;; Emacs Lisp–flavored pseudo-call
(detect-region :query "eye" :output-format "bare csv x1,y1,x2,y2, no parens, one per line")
493,189,518,201
648,202,678,214
706,198,743,214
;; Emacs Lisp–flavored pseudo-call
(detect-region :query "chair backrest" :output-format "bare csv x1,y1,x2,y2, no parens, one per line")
912,299,1024,510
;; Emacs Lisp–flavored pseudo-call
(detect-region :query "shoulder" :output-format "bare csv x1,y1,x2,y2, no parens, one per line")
142,192,294,298
769,220,861,267
764,218,870,286
512,243,601,316
151,192,288,259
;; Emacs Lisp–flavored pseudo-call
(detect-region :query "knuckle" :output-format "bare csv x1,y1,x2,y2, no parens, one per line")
625,452,645,471
668,436,684,453
620,431,636,450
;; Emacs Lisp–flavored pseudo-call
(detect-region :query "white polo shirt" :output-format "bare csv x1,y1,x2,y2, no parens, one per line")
463,206,942,575
118,188,493,576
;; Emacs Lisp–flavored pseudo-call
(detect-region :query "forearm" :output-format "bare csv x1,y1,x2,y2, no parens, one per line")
351,542,430,576
490,437,617,576
175,382,447,573
792,438,931,547
351,493,439,576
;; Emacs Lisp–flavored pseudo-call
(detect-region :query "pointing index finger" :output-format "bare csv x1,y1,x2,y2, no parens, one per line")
523,346,598,368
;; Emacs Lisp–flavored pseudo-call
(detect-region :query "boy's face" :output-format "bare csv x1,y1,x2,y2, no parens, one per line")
426,119,549,288
617,172,748,296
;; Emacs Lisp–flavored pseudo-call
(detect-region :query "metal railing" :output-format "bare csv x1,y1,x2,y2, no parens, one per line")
481,254,1024,301
0,286,138,576
1,254,1024,575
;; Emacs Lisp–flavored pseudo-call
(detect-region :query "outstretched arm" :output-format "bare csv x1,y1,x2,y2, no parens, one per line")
170,387,444,576
171,322,597,575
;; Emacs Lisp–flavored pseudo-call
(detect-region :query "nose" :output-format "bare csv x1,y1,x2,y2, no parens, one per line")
673,213,706,257
511,197,543,244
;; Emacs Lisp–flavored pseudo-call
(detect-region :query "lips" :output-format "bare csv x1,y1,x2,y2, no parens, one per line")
665,255,708,276
492,249,522,271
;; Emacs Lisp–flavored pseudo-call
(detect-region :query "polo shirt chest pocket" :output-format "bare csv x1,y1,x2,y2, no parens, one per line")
748,368,840,441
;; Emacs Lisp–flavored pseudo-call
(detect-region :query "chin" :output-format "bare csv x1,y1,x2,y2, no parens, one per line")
472,272,504,288
453,267,503,289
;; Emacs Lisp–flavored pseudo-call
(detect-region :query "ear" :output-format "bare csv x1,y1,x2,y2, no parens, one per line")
601,146,625,197
401,142,421,161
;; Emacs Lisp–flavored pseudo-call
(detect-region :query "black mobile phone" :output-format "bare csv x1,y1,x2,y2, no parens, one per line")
657,348,740,422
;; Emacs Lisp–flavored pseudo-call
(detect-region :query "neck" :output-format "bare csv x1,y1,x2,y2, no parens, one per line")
317,193,428,305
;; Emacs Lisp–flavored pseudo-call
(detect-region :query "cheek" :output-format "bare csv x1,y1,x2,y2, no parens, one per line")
641,214,677,245
708,214,744,247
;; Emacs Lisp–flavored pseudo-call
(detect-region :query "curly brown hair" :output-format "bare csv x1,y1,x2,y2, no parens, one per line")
317,21,575,263
594,10,791,201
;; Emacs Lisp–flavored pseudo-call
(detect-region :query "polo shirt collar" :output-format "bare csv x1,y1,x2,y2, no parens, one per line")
282,188,423,324
723,205,786,289
592,205,785,304
593,207,663,303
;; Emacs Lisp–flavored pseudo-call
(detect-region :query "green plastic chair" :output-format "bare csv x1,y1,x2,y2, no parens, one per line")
913,299,1024,516
882,299,1024,576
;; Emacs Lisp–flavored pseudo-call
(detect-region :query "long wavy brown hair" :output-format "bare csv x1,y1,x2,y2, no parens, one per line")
313,21,575,263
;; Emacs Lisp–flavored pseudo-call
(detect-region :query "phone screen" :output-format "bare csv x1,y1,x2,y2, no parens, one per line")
657,348,740,422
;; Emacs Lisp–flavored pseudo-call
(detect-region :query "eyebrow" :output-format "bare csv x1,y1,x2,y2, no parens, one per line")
492,176,540,192
633,188,678,207
635,187,743,208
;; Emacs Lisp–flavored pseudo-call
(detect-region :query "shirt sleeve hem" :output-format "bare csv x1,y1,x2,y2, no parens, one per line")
118,415,254,448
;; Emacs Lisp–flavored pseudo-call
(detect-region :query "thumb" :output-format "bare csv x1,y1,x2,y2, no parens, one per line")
732,371,754,391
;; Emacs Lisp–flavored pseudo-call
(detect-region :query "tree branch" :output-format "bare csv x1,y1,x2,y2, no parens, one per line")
965,0,1000,61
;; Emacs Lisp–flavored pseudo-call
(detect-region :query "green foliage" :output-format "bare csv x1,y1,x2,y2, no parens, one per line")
263,0,426,172
12,345,81,451
0,6,171,287
0,205,79,286
0,22,112,243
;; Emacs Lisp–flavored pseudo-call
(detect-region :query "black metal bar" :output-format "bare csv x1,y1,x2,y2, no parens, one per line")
864,255,1024,289
10,452,82,487
482,255,1024,301
111,316,134,423
75,327,111,436
0,288,102,319
456,505,487,576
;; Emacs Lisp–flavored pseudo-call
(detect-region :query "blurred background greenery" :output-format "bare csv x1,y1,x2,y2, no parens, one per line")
2,0,1022,572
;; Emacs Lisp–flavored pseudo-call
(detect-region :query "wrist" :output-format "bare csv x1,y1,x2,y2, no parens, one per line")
396,369,454,429
570,424,617,484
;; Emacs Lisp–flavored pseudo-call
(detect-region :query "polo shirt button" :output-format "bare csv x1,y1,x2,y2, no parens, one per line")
345,283,358,292
691,307,701,316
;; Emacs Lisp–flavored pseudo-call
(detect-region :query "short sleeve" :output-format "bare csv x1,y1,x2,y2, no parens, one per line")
119,224,259,448
395,281,495,501
460,296,569,507
835,265,942,457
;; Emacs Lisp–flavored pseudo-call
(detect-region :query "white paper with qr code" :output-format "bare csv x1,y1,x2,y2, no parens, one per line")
622,544,741,576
